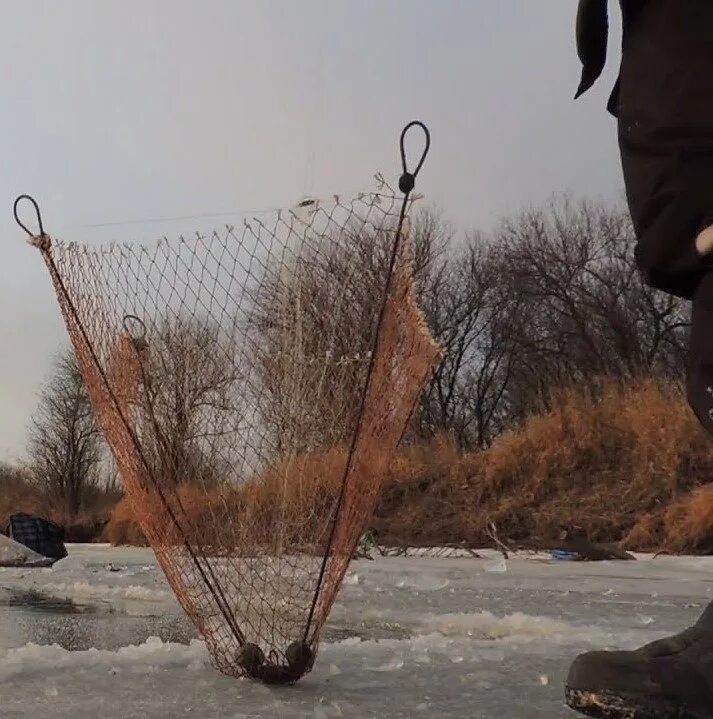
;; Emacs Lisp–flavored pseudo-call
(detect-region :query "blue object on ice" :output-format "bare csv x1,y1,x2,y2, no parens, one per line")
551,550,578,561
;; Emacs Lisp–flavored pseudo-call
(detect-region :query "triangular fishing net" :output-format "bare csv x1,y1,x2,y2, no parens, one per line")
15,122,442,684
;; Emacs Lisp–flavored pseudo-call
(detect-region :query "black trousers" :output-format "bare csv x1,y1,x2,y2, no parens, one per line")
616,0,713,431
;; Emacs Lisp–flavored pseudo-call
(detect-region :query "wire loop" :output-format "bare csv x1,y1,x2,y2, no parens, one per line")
398,121,431,195
13,195,45,238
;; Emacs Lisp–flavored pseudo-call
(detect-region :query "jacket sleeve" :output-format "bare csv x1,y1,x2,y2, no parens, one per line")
575,0,609,99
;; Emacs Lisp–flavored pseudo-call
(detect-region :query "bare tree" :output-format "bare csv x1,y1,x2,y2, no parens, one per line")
247,197,689,455
414,198,690,447
494,196,689,420
251,208,456,454
415,225,514,448
135,317,244,487
27,350,102,521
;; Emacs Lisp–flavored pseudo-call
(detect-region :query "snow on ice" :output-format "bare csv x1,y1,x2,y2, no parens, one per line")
1,544,713,718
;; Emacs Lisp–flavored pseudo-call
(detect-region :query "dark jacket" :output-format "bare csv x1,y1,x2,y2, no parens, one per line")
582,0,713,302
575,0,646,114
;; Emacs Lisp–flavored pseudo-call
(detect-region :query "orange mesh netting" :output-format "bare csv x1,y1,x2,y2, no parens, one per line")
16,122,442,684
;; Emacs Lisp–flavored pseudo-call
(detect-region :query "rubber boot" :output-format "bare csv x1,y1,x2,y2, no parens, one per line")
565,600,713,718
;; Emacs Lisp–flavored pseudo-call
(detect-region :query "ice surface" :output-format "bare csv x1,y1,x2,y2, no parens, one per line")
0,534,52,568
394,574,450,591
2,545,713,718
0,546,173,614
483,557,507,573
0,636,209,683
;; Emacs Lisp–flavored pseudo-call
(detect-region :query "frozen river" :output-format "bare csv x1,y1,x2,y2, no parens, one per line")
2,545,713,718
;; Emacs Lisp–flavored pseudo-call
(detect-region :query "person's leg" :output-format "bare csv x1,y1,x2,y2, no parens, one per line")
619,0,713,444
567,604,713,718
566,2,713,716
566,274,713,719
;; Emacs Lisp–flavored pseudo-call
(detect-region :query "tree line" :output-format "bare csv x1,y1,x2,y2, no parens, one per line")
3,194,690,522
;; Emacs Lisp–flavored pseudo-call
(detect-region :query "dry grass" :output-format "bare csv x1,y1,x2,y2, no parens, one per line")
103,448,350,548
0,478,45,532
374,378,713,551
103,494,150,546
0,465,117,542
95,379,713,554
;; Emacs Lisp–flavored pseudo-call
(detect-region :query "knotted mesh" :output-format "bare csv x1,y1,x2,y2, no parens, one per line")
33,187,442,682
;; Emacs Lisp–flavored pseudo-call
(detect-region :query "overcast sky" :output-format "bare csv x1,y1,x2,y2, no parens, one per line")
0,1,625,459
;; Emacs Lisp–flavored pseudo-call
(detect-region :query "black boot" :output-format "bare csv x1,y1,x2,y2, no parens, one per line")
565,601,713,718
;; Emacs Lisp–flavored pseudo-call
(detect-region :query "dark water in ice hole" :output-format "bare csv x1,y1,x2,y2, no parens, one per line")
0,588,410,652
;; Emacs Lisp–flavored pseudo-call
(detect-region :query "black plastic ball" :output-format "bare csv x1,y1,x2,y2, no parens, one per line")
285,641,313,674
399,173,415,194
237,643,265,672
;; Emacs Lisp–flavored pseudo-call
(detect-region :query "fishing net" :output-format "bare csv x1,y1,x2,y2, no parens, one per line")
16,122,441,683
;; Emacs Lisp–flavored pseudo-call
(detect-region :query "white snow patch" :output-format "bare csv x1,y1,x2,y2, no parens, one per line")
313,700,344,718
368,656,404,672
36,581,171,603
484,557,508,573
0,534,52,567
417,611,573,640
394,575,450,591
0,637,208,682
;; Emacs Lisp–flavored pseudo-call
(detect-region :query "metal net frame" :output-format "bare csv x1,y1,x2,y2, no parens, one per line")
15,122,442,684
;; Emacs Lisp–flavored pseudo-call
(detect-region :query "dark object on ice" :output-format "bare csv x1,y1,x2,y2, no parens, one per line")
555,532,636,562
237,641,314,685
285,641,314,675
237,643,265,673
535,531,636,562
8,513,68,562
552,544,635,562
566,599,713,718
